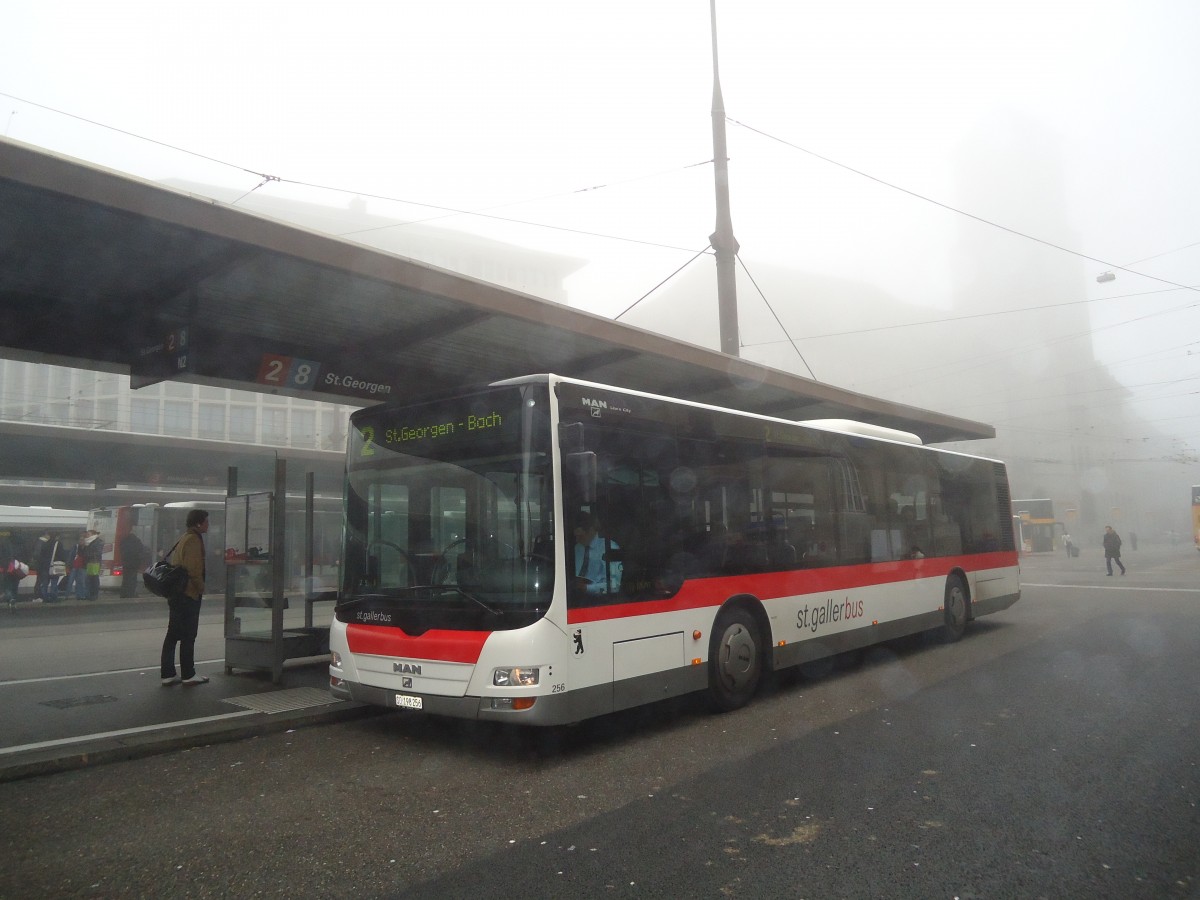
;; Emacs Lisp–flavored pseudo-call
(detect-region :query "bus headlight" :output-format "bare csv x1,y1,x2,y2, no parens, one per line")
330,651,343,669
493,666,540,687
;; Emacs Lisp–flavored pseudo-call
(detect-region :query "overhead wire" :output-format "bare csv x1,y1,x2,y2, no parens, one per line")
0,91,711,256
1122,239,1200,268
740,285,1184,348
335,158,715,234
613,246,713,322
285,177,704,254
734,254,816,379
728,117,1200,298
842,290,1200,400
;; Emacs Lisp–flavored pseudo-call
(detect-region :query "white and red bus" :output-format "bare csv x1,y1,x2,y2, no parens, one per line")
329,375,1021,725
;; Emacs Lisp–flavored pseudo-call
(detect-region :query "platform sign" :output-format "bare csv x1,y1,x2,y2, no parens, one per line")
256,353,321,391
255,351,394,400
130,326,192,389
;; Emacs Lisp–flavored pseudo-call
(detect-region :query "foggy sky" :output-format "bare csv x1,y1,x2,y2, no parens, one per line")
3,0,1198,532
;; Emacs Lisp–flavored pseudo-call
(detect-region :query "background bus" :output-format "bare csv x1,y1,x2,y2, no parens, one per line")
88,499,342,595
0,506,89,592
1192,486,1200,551
1013,498,1064,553
329,374,1021,726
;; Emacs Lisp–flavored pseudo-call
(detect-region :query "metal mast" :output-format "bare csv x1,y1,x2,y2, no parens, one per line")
710,0,740,356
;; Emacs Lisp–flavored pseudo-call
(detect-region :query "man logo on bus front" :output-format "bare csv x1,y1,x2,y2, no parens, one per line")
573,629,584,654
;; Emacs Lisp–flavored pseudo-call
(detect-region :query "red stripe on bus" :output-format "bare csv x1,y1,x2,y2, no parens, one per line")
345,625,489,663
567,551,1017,624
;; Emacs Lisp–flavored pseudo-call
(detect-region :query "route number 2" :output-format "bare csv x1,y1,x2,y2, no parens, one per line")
257,353,321,390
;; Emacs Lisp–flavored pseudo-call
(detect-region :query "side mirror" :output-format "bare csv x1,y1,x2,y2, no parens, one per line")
559,422,585,453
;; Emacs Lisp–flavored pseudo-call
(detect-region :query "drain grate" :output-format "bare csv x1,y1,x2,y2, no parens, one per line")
222,687,344,715
40,694,119,710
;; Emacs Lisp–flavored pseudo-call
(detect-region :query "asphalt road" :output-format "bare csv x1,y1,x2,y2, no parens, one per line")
1,546,1197,898
0,596,331,681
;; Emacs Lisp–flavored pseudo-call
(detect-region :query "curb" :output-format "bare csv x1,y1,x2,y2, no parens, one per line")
0,700,386,784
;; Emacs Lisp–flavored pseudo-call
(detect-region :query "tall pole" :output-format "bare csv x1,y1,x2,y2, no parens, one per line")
710,0,740,356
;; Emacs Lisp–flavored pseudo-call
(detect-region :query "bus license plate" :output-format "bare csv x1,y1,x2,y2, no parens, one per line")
395,694,422,710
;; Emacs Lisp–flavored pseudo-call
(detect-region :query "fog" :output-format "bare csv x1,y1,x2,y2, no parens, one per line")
2,0,1198,541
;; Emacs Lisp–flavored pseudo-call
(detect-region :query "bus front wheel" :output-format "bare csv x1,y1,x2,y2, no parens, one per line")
708,607,762,712
941,574,969,643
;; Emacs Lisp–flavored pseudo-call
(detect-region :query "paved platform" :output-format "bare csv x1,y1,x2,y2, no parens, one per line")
0,595,381,782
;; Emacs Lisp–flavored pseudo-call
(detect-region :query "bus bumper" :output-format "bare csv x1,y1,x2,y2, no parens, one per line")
337,678,578,726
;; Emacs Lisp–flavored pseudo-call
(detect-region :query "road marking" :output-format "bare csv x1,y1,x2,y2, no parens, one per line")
1022,582,1200,594
0,659,225,687
0,709,258,756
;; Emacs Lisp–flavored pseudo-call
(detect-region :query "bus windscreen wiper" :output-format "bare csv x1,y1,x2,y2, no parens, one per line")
434,585,503,617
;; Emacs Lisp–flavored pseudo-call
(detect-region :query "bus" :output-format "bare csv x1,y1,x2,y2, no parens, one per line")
88,500,342,594
329,374,1021,725
0,505,89,575
1012,499,1063,553
1192,486,1200,551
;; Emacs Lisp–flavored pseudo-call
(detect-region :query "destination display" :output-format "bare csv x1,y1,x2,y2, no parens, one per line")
350,387,533,461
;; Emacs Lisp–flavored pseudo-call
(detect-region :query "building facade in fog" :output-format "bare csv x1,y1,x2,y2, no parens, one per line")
0,360,356,451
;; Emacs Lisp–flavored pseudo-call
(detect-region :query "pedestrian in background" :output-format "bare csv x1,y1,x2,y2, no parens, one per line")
160,509,210,686
67,531,88,600
4,558,28,609
33,530,52,601
118,530,146,598
36,535,68,603
82,530,103,600
1102,525,1126,576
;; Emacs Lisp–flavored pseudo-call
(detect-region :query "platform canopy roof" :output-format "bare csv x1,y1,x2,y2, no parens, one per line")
0,137,993,462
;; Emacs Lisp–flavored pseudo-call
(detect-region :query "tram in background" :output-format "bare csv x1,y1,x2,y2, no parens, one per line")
0,504,89,569
329,374,1021,726
88,500,342,594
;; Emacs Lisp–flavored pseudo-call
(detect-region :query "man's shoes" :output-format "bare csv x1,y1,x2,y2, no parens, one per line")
182,674,210,685
161,675,181,686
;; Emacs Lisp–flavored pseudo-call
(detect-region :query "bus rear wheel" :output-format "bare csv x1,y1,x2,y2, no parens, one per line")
940,574,969,643
708,607,762,712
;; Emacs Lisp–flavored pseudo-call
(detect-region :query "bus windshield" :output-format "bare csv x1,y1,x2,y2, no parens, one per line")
338,384,554,633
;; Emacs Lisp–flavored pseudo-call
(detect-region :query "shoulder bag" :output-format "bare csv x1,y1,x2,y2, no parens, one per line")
143,539,189,598
48,541,67,578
